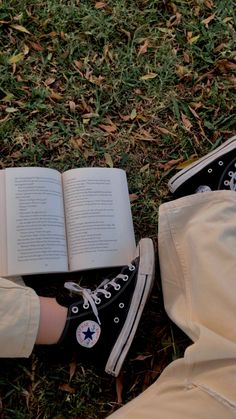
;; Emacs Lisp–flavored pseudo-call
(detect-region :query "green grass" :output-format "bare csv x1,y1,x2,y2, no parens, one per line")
0,0,235,417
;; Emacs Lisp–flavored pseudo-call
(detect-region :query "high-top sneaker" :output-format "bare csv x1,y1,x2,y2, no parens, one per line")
168,135,236,197
57,238,155,377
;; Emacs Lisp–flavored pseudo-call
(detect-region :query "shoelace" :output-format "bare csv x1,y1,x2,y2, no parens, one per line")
229,171,236,190
64,263,135,325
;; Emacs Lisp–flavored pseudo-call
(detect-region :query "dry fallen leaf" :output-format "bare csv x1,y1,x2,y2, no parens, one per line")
70,137,83,149
87,74,105,86
217,60,236,73
69,360,77,382
156,126,177,137
183,51,190,63
6,107,19,113
104,153,113,168
138,39,150,56
170,2,178,13
225,76,236,86
8,53,24,64
29,41,44,51
201,13,215,28
158,158,184,171
187,31,192,41
120,114,131,121
175,64,190,78
11,24,31,34
190,101,203,110
135,128,159,142
49,90,63,100
167,12,182,27
188,105,200,119
188,35,200,44
69,100,76,112
99,124,117,133
44,77,56,86
223,17,233,23
177,156,199,169
59,383,76,394
140,73,157,80
129,193,139,202
23,44,30,55
11,151,22,158
74,60,82,69
204,0,214,9
214,43,226,53
95,2,107,8
130,108,137,120
175,12,182,25
82,112,99,118
48,31,58,38
140,163,150,173
0,115,10,123
181,112,192,131
2,93,14,102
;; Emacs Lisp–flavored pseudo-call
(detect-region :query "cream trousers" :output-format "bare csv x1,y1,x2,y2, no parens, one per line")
0,276,40,357
108,190,236,418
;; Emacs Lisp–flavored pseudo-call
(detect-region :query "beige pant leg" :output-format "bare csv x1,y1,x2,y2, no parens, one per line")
108,190,236,418
0,277,40,357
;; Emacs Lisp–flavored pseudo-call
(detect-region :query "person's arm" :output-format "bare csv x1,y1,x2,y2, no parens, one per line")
35,297,67,345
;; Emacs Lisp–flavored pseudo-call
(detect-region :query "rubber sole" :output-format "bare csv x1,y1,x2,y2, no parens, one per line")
105,238,155,376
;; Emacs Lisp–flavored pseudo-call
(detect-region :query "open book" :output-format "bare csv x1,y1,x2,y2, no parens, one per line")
0,167,136,277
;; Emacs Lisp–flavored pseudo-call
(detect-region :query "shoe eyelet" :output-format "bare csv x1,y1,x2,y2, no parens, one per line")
218,161,223,166
83,303,89,309
123,275,129,281
114,284,121,291
114,317,119,323
105,291,111,299
229,171,234,177
72,306,79,314
95,298,101,304
224,180,230,186
208,168,212,173
119,302,124,308
129,264,135,271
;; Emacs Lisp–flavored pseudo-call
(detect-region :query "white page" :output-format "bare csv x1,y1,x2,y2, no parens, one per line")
62,168,136,271
5,167,68,276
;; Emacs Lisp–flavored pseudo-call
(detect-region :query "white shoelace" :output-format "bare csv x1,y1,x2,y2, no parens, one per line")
64,282,101,324
229,172,236,190
64,263,135,325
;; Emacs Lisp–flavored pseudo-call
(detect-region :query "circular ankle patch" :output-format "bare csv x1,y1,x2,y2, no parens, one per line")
195,185,212,193
76,320,101,348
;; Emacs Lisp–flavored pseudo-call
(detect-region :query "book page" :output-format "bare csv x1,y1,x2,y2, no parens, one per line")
5,167,68,276
0,172,7,276
62,168,136,271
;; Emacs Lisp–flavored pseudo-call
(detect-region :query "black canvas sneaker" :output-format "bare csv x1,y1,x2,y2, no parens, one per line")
168,135,236,197
57,238,155,377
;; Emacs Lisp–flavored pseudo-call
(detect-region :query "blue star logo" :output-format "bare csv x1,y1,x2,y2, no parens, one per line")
83,327,95,341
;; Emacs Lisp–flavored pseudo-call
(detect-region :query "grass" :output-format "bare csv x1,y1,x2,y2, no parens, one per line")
0,0,235,417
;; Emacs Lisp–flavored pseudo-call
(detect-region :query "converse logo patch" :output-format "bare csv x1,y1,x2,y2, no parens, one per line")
76,320,101,348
